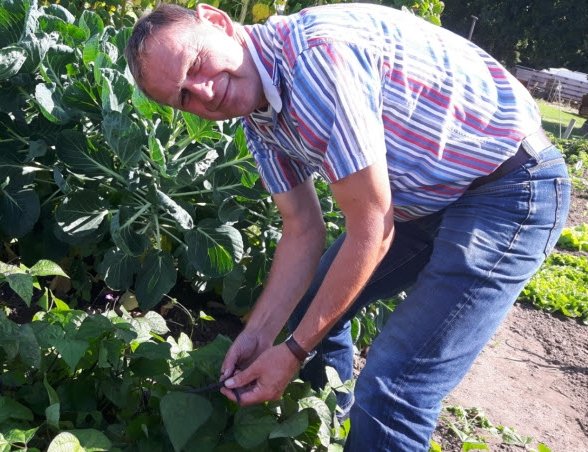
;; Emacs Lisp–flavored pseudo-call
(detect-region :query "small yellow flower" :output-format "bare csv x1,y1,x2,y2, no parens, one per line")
251,3,271,23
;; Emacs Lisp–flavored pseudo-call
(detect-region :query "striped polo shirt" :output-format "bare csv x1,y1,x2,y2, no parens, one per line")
242,3,541,221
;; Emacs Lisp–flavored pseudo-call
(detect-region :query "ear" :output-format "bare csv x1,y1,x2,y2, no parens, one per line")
196,4,235,36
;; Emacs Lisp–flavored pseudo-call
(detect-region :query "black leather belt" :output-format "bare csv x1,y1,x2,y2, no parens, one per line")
469,129,552,190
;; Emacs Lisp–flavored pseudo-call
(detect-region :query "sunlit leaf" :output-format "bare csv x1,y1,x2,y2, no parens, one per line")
185,219,243,278
160,392,212,452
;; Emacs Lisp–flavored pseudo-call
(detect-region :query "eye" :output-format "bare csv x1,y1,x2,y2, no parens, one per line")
188,56,201,76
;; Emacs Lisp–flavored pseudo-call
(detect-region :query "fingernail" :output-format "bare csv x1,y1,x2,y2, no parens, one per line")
225,378,235,388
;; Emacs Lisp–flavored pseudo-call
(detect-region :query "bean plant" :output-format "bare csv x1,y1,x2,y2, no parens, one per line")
0,261,349,451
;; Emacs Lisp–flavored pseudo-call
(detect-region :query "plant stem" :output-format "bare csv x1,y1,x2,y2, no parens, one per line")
170,183,242,197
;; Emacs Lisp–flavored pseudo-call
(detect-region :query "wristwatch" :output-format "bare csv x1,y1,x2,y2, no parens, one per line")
284,334,317,367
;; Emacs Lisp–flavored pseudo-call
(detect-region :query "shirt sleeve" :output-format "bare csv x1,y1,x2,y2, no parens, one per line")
242,119,315,193
290,41,387,184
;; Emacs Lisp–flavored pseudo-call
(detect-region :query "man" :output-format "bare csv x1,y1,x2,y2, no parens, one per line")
125,3,570,450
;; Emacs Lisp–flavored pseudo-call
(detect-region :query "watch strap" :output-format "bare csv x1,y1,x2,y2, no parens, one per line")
284,334,310,363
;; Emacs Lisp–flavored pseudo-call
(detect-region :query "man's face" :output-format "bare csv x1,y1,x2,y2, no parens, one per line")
141,14,266,120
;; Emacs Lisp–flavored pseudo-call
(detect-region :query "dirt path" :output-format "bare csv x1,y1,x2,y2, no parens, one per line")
439,302,588,451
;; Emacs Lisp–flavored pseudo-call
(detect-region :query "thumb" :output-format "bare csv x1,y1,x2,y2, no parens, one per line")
224,366,257,389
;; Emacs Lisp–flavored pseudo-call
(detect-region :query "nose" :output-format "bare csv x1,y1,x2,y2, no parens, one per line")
185,77,215,103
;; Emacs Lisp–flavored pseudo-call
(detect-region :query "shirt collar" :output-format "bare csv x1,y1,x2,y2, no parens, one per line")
242,29,282,113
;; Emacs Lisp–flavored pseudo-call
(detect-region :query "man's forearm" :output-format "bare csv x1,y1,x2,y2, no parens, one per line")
244,222,326,341
293,225,394,352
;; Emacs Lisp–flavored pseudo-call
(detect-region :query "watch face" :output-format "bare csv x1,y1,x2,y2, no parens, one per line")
302,350,317,368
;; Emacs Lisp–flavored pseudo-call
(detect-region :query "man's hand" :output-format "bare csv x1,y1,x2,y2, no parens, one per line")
220,343,300,406
220,330,272,380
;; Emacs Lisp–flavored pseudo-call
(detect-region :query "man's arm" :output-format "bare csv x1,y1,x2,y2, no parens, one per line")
222,156,394,404
291,156,394,352
220,177,326,378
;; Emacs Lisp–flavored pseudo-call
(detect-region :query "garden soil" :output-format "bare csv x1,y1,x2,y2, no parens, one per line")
435,302,588,451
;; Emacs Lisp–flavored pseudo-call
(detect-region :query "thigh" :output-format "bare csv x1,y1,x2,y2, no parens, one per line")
360,147,571,407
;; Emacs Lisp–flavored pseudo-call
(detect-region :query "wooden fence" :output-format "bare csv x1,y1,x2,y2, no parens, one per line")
514,66,588,108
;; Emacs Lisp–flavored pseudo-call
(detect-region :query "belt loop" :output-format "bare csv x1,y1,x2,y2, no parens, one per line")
521,128,552,159
521,139,540,159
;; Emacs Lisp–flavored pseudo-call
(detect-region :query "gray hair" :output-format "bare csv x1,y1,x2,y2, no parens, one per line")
125,3,199,91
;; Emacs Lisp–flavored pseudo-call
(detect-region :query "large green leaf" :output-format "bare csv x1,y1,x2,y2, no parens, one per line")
173,148,218,188
299,397,332,447
0,396,34,423
35,83,71,124
18,32,56,73
0,0,30,48
0,45,27,80
29,259,68,277
102,111,145,168
269,410,309,439
156,189,193,231
0,184,40,238
185,219,243,278
186,334,232,381
62,81,101,116
54,336,88,371
160,392,213,452
101,68,133,113
3,272,33,305
132,341,172,360
16,323,41,367
233,406,278,449
43,4,75,24
47,429,111,452
44,42,75,75
110,207,149,256
38,15,85,46
55,129,114,177
182,112,222,142
132,88,174,124
78,10,104,39
135,251,177,310
55,189,109,239
81,34,100,69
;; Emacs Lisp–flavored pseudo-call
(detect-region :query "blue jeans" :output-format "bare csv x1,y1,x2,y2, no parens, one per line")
287,145,570,451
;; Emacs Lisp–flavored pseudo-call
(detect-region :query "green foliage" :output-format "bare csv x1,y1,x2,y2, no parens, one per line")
0,259,68,306
442,1,588,72
437,406,550,452
0,298,348,450
520,253,588,323
557,224,588,252
382,0,444,26
351,296,401,350
0,0,281,312
553,136,588,194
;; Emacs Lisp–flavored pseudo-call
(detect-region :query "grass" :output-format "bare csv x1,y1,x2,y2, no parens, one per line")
537,99,587,139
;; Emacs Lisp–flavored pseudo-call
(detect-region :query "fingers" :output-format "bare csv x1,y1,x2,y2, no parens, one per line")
222,358,287,406
220,351,237,381
220,333,258,380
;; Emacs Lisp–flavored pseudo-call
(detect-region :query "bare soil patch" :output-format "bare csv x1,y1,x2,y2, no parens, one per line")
437,302,587,451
